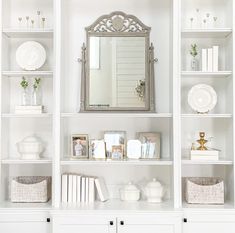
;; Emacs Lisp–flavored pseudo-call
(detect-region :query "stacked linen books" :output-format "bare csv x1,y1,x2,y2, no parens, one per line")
61,173,109,204
190,150,219,161
202,46,219,72
15,105,44,114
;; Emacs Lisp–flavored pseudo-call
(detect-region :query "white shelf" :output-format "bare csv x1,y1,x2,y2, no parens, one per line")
1,159,52,165
60,199,174,212
0,201,52,210
182,159,233,165
2,28,53,38
61,158,173,166
2,71,53,77
181,114,232,118
181,71,232,78
181,28,232,38
183,201,235,210
61,113,172,118
2,113,52,118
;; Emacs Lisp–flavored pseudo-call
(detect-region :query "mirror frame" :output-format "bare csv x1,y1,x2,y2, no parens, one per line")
80,11,155,112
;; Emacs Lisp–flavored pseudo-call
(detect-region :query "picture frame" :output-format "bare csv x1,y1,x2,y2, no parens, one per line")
104,131,126,160
90,139,106,160
137,132,161,160
71,134,89,159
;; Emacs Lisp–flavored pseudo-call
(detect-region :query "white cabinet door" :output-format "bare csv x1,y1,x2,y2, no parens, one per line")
0,212,50,233
52,214,116,233
117,213,181,233
183,212,235,233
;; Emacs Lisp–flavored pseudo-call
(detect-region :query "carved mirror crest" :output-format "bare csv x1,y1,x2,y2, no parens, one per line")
79,11,156,112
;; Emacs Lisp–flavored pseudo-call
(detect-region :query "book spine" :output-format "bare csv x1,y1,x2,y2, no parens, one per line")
89,177,95,203
81,177,86,203
85,177,89,203
61,174,68,203
202,49,207,72
207,48,213,72
68,174,73,203
76,176,81,203
72,175,77,203
213,46,219,72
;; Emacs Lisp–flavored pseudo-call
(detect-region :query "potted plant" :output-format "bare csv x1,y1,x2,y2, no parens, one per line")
20,77,29,106
32,78,42,106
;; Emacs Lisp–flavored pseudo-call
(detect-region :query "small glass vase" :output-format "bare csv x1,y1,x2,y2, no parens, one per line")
21,89,30,106
191,57,199,71
32,87,42,106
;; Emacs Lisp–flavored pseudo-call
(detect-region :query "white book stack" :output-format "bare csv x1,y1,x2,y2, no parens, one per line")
190,150,219,161
15,105,44,114
61,173,109,204
201,46,219,72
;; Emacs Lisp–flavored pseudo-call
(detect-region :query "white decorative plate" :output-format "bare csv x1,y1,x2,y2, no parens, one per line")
16,41,46,71
188,84,217,113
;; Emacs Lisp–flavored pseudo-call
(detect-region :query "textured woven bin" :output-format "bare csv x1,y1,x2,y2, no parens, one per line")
11,176,51,203
185,177,224,204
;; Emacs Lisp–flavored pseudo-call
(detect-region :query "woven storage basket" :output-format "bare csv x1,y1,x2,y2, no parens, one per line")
11,176,51,203
185,177,224,204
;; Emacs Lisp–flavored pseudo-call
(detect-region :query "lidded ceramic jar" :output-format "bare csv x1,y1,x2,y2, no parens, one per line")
120,182,140,201
16,136,44,160
145,178,164,203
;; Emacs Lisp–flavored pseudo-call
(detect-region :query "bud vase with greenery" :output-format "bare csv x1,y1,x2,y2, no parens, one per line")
20,77,29,106
190,44,199,71
32,78,42,106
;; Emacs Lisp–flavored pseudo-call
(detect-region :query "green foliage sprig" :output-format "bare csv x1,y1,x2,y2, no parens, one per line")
190,44,198,58
33,78,41,90
20,77,29,89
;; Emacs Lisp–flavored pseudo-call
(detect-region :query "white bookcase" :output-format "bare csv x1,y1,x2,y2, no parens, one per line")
0,0,234,227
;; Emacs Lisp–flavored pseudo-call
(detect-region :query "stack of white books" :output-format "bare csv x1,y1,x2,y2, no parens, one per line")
202,46,219,72
15,105,44,114
190,150,219,161
61,173,109,204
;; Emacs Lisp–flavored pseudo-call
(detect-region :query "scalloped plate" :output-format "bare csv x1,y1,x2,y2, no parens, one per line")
188,84,217,113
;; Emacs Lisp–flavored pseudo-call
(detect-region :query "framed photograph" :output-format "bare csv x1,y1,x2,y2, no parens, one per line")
71,134,89,159
90,139,106,160
137,132,161,160
104,131,126,160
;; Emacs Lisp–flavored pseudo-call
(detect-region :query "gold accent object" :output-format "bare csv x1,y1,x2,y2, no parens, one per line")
197,132,208,150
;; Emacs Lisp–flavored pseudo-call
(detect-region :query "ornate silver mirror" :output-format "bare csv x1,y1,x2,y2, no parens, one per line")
79,11,156,112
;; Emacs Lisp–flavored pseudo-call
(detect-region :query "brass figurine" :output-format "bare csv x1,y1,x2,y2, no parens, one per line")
197,132,208,150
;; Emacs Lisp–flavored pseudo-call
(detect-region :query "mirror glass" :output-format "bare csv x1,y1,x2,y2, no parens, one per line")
88,36,146,108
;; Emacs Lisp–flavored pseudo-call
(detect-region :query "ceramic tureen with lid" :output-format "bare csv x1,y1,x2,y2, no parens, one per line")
145,178,164,203
120,182,140,201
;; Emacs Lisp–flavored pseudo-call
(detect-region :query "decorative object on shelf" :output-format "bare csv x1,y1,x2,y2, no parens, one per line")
26,16,30,28
37,11,41,28
202,46,219,72
32,78,42,106
15,105,44,114
71,134,89,159
185,177,224,204
203,19,207,28
190,132,219,161
104,131,126,160
206,13,211,28
213,16,218,28
42,17,46,29
145,178,164,203
18,17,22,28
137,132,161,160
79,11,156,112
16,41,46,71
190,44,199,71
31,19,35,28
20,76,30,106
195,8,201,28
127,140,142,159
16,135,44,160
11,176,51,203
190,17,194,29
120,182,140,202
188,84,217,113
90,139,106,159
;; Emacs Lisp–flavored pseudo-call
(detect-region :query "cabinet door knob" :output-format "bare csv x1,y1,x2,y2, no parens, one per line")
47,218,51,223
183,218,187,223
109,221,114,226
120,221,124,225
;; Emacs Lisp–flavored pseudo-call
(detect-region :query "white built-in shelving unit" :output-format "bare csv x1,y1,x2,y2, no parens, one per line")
0,0,234,216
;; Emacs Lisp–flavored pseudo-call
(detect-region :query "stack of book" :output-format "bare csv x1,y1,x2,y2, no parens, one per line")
15,105,44,114
202,46,219,72
61,173,109,204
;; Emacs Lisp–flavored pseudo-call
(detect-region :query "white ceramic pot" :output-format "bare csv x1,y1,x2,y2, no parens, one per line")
145,178,164,203
16,136,44,160
120,182,140,201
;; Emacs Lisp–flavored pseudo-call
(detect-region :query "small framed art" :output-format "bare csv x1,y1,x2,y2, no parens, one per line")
137,132,161,160
71,134,89,159
90,139,106,160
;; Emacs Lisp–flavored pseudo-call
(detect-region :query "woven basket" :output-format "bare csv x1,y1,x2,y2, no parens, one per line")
11,176,51,203
185,177,224,204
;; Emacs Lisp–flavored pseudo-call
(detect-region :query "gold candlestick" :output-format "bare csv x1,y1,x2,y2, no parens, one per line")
197,132,208,150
